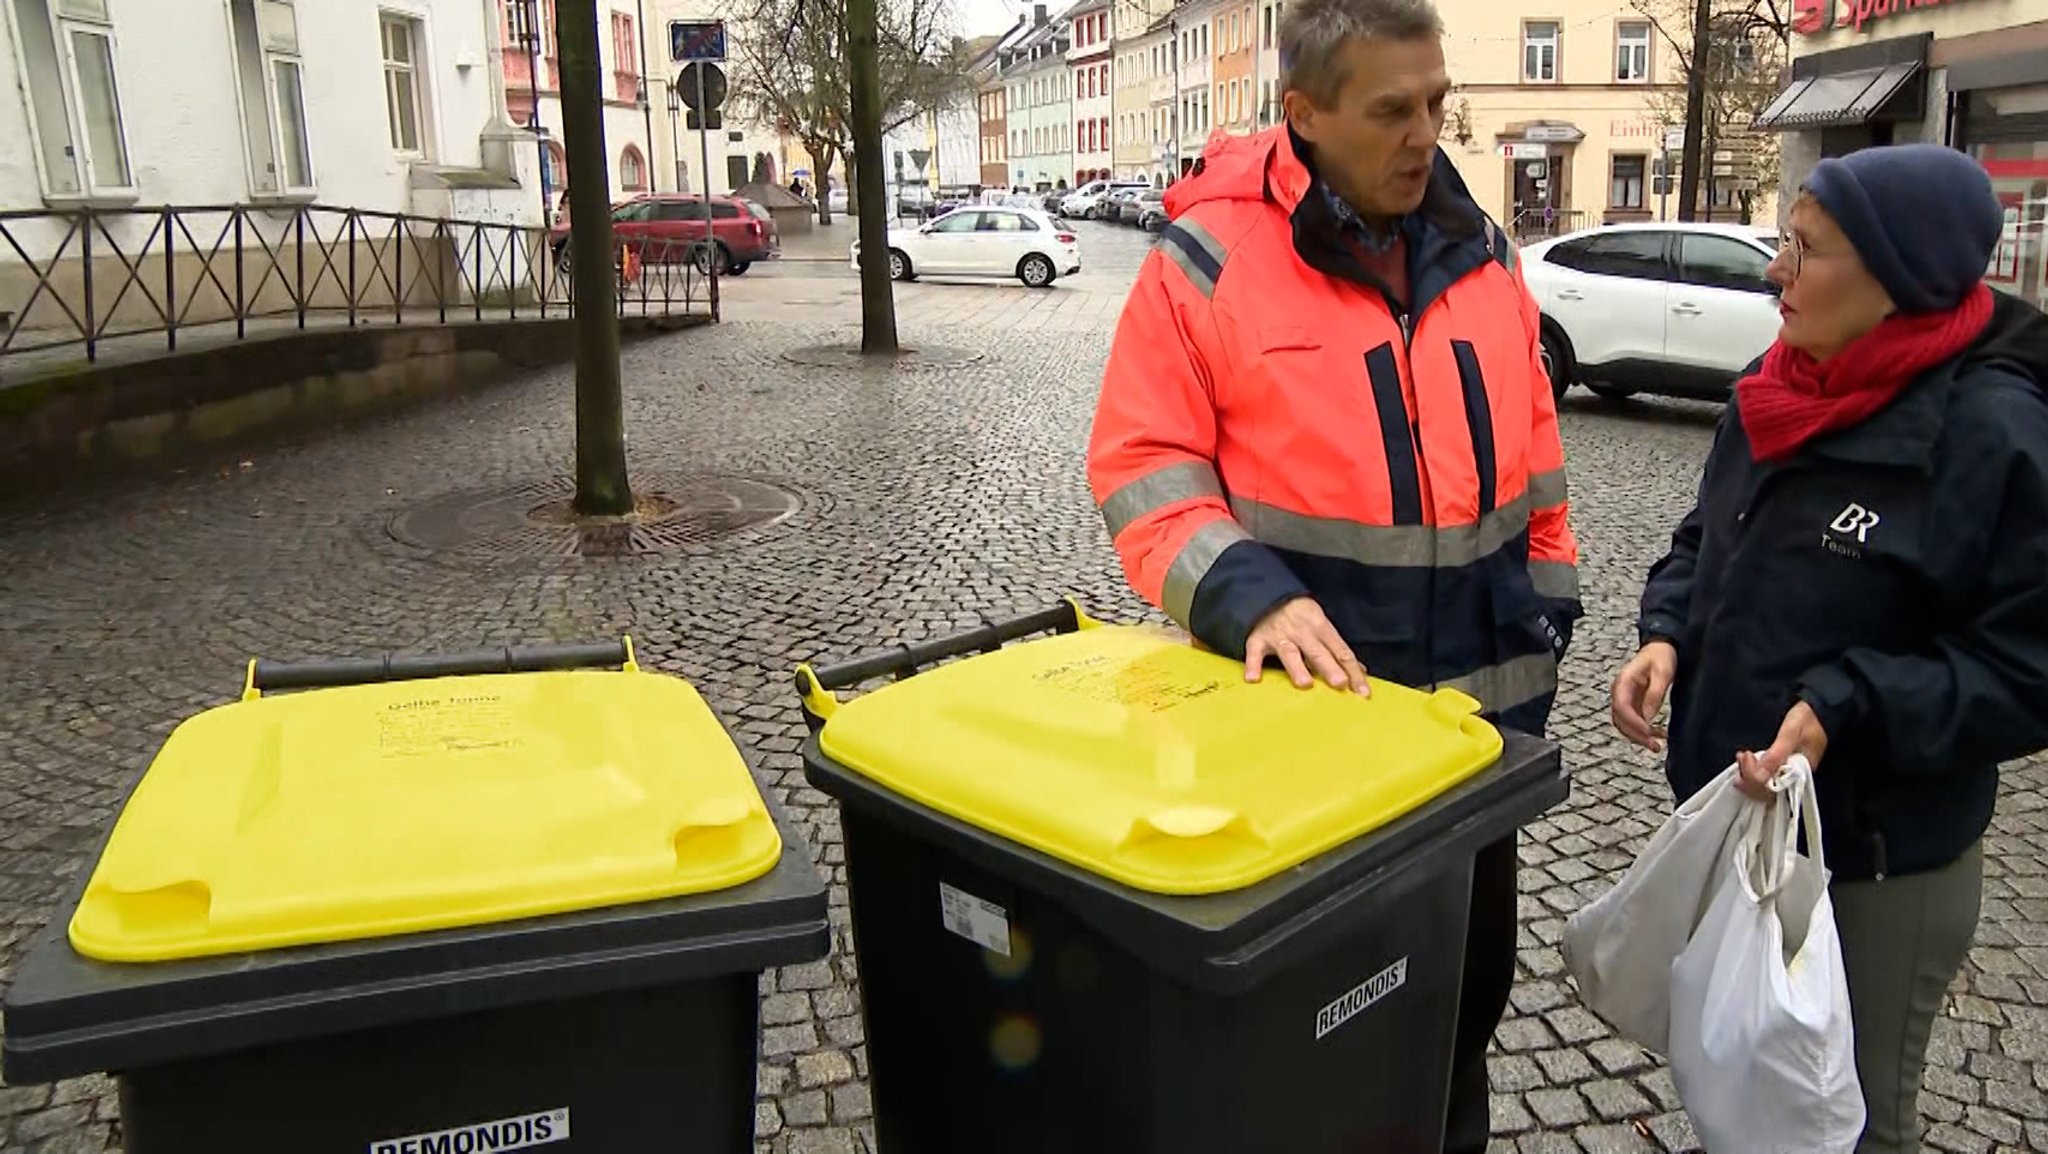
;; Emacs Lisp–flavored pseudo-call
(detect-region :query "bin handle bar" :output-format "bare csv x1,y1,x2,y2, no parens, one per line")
243,638,638,698
795,598,1098,725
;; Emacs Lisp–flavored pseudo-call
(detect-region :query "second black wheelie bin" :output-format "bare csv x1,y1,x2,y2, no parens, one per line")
2,640,829,1154
794,602,1569,1154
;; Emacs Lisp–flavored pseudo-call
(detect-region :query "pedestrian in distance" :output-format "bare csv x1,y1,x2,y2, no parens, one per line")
1612,142,2048,1154
1085,0,1581,1148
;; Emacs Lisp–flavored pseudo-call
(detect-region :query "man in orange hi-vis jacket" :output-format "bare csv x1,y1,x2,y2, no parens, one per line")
1086,0,1578,1147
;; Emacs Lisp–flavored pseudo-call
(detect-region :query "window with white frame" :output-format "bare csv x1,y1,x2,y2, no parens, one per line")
381,10,430,155
9,0,135,197
620,146,643,190
228,0,313,197
1522,20,1559,84
1616,21,1649,82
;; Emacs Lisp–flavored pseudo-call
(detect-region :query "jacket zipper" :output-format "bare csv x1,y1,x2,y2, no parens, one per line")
1397,308,1439,685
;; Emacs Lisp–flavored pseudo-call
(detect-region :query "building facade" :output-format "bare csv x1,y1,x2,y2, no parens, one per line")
1255,0,1283,128
1756,0,2047,312
0,0,542,218
979,71,1011,188
1210,0,1256,135
642,0,788,199
1436,0,1708,234
500,0,656,204
1006,15,1074,189
1113,1,1171,182
1175,0,1215,174
1067,0,1114,185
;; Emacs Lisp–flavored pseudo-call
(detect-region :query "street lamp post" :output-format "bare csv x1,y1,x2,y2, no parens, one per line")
511,0,552,223
665,81,685,192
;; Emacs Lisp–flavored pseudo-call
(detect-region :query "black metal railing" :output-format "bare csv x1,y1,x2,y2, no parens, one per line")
1510,209,1595,242
0,203,709,370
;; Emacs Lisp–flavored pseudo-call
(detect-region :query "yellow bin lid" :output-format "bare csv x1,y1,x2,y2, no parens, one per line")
812,624,1503,895
70,667,783,963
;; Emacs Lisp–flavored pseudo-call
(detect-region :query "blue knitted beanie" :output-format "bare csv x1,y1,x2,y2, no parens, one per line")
1802,144,2003,314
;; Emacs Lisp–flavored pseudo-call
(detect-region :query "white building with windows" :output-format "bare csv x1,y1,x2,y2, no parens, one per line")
1174,0,1214,174
0,0,546,219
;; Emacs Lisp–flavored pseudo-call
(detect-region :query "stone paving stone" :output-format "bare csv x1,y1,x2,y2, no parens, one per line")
5,220,2048,1151
1581,1079,1654,1122
1493,1093,1538,1135
1527,1088,1591,1129
1572,1123,1660,1154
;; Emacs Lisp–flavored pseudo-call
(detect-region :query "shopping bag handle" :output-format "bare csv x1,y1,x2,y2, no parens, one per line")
1745,755,1821,899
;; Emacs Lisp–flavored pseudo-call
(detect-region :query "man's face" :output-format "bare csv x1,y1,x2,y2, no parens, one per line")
1285,35,1451,218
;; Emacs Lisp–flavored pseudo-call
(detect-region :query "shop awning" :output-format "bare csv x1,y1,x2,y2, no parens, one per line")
1751,62,1920,131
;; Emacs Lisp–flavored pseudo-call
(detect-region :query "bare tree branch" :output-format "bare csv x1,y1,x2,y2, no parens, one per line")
724,0,975,219
1634,0,1789,222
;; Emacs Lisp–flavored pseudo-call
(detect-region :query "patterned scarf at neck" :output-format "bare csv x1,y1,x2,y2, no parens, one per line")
1322,182,1401,254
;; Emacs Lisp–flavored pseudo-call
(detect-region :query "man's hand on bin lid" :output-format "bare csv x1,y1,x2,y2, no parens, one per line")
1245,596,1371,695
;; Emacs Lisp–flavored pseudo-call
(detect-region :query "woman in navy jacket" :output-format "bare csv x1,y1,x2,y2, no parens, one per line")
1610,144,2048,1154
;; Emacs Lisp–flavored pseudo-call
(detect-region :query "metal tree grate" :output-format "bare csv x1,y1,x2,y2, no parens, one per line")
387,473,803,563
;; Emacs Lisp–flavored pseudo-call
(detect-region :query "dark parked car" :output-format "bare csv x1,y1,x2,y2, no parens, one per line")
1119,188,1163,226
1102,188,1144,223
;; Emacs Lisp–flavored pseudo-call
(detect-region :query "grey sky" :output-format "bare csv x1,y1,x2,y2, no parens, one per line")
959,0,1034,37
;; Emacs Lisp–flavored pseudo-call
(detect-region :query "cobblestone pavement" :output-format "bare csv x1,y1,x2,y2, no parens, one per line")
4,218,2048,1154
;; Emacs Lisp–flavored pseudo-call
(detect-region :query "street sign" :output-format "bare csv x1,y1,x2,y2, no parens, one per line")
669,19,726,62
1500,142,1546,160
1663,127,1685,151
909,149,931,174
678,62,727,111
685,110,724,130
1722,178,1760,192
1525,124,1575,142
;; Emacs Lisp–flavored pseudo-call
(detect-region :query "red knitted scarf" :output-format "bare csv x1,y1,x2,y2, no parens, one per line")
1736,282,1994,462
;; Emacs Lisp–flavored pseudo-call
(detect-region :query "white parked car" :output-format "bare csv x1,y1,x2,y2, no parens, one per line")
1519,222,1783,403
850,206,1081,288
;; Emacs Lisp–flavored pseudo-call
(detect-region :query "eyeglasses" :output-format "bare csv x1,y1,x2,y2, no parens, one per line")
1781,231,1806,280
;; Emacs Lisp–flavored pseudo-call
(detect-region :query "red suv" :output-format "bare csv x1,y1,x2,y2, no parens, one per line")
550,194,780,276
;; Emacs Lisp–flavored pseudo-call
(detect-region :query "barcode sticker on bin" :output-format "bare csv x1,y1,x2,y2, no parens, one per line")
939,882,1012,956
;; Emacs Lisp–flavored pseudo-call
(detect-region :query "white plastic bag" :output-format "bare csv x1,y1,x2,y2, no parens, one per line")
1561,763,1751,1053
1667,758,1864,1154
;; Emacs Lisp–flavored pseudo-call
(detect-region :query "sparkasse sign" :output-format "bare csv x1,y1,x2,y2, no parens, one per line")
1794,0,1990,35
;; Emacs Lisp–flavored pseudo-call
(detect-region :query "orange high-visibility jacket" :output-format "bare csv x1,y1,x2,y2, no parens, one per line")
1087,127,1580,733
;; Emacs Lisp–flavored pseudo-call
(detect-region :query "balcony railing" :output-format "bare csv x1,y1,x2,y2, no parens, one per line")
0,203,708,375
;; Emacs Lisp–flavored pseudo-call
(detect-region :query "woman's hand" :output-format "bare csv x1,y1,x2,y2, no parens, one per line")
1611,642,1679,751
1734,701,1830,800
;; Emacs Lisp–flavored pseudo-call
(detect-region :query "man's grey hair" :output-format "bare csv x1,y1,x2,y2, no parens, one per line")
1279,0,1444,107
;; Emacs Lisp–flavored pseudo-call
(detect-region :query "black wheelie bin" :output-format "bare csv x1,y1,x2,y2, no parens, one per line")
793,601,1569,1154
2,640,829,1154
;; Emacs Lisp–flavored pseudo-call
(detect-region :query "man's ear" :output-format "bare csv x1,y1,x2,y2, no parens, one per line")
1282,89,1318,141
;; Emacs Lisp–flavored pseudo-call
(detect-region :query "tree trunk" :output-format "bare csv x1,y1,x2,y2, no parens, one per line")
1676,0,1713,222
557,0,632,515
847,0,898,355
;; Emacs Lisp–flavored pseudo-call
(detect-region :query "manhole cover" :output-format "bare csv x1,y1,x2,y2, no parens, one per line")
388,473,803,561
781,343,985,370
